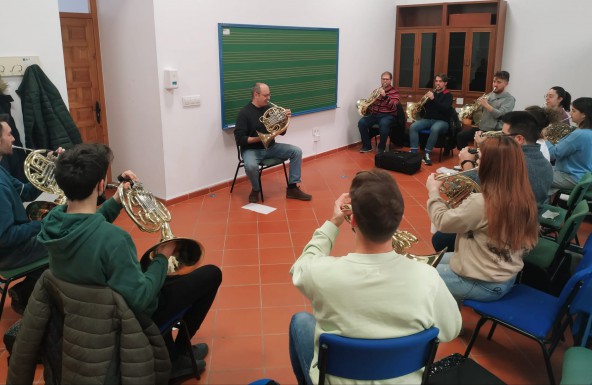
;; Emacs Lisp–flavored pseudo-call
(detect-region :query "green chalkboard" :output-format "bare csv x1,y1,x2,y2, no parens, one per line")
218,23,339,129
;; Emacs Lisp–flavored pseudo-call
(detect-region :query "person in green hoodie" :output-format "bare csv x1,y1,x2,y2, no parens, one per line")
37,143,222,381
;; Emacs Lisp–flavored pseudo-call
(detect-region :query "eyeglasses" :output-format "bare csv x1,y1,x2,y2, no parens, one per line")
544,94,556,99
381,78,391,81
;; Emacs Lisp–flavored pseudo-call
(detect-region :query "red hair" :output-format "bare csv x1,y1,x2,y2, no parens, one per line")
478,136,539,251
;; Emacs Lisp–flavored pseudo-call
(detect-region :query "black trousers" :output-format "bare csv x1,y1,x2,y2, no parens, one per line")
151,264,222,359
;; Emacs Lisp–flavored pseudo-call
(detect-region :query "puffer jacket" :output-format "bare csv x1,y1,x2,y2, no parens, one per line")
7,270,171,385
16,64,82,150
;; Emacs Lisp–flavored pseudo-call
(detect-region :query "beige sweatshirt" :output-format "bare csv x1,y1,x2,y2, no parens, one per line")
427,192,524,282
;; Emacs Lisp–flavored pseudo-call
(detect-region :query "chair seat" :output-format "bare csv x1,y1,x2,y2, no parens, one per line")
524,237,560,269
560,347,592,385
540,204,567,229
0,257,49,279
259,157,284,167
464,285,561,339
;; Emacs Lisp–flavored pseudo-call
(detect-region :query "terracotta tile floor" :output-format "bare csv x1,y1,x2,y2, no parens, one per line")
1,145,590,384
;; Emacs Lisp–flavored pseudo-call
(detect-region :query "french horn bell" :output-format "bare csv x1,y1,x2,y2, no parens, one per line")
117,180,204,276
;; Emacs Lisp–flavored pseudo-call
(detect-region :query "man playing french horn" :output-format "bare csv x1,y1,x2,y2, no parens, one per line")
0,115,58,314
36,143,222,381
456,70,516,150
357,71,400,154
234,82,312,203
289,169,461,385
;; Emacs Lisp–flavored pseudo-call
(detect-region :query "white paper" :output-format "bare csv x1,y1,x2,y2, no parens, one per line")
559,193,570,202
23,192,59,208
242,203,277,214
541,210,561,220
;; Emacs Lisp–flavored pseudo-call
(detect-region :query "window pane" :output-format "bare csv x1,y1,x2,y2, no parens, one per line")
398,34,415,88
58,0,90,13
469,32,491,92
419,33,437,89
446,32,466,90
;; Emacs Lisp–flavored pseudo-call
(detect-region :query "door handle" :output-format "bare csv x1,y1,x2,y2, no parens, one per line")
95,101,101,124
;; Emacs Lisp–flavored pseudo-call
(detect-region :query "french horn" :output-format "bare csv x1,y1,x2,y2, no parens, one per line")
435,169,481,209
458,87,496,125
258,102,290,149
117,180,204,276
544,122,575,144
356,87,382,116
406,88,437,122
341,204,446,267
13,145,66,220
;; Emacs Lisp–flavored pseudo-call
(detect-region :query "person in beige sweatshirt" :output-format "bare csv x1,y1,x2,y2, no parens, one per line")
290,169,461,385
426,135,539,302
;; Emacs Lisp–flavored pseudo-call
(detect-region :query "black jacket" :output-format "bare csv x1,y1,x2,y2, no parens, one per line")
16,65,82,150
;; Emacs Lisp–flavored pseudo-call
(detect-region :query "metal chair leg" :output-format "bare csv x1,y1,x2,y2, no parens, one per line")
230,164,242,193
464,316,488,357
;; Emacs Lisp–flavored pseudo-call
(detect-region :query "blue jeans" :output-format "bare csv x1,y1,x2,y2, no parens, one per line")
409,119,449,153
242,143,302,191
289,312,316,385
436,252,516,302
358,114,395,151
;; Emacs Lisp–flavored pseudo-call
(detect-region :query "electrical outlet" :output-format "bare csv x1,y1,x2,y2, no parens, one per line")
312,128,321,142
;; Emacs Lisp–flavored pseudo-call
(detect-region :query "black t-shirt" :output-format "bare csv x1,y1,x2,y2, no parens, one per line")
233,103,273,151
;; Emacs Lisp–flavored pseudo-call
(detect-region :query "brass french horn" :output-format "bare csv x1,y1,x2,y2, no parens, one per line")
544,122,575,144
435,169,481,208
406,88,437,122
458,87,496,125
117,180,204,276
341,204,446,267
13,145,66,220
258,102,291,148
356,87,382,116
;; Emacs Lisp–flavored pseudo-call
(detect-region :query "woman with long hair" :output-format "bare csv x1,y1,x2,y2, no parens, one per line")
426,136,539,301
545,86,571,124
546,97,592,194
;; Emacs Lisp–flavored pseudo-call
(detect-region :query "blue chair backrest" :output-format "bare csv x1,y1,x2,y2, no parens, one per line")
559,265,592,308
583,233,592,255
318,327,439,381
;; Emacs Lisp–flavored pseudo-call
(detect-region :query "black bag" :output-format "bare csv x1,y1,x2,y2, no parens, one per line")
375,151,421,175
427,353,506,385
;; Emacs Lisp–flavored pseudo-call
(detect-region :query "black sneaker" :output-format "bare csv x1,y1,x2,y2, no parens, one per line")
170,354,206,382
422,153,432,166
192,343,209,360
248,190,260,203
286,187,312,201
359,146,372,153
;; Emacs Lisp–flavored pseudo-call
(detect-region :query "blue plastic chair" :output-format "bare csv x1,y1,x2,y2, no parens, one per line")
463,258,592,385
317,327,440,385
570,236,592,347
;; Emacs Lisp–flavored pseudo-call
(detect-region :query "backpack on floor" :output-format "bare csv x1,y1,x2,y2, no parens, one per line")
375,151,421,175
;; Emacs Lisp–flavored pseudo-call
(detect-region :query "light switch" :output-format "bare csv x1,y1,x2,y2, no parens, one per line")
182,95,201,108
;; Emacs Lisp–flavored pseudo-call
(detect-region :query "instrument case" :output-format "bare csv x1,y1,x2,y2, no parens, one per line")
375,151,421,175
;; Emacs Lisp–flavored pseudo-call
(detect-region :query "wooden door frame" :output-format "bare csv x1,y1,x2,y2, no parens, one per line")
59,0,109,146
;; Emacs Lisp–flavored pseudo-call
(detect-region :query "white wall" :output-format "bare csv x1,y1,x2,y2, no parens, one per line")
97,0,167,197
4,0,591,200
0,0,67,147
98,0,397,199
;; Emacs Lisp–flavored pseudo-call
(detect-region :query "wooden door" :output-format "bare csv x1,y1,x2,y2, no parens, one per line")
60,3,108,145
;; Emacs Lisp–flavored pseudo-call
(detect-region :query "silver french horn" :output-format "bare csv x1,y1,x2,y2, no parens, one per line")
117,179,204,276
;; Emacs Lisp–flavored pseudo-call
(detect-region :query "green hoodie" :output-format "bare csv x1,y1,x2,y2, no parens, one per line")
37,198,167,315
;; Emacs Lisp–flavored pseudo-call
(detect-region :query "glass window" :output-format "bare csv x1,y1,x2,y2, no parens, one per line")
446,32,466,90
398,34,415,88
58,0,90,13
469,32,491,92
419,33,437,89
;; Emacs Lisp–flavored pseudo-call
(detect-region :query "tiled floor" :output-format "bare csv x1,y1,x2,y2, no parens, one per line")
0,144,590,384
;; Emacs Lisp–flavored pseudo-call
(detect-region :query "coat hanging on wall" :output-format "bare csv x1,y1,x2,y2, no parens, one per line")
16,64,82,150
